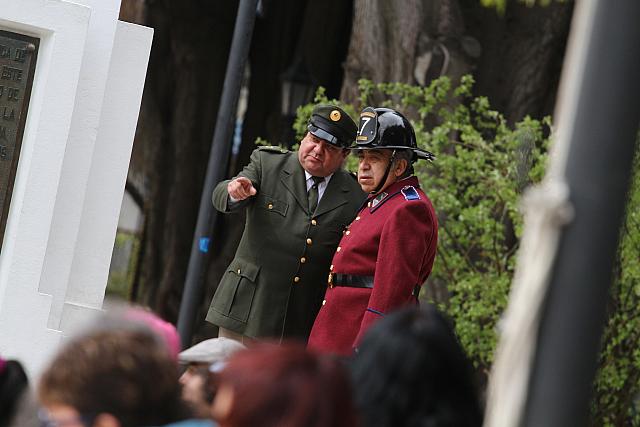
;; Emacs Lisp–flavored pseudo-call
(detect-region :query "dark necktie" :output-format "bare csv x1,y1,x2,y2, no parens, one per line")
308,176,324,214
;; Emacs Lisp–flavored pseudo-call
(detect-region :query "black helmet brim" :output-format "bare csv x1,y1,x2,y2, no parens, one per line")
348,144,435,162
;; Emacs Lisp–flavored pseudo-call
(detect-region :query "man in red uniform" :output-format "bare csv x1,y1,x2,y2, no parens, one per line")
308,107,438,356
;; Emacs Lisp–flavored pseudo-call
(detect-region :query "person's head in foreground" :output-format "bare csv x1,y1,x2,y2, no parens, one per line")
38,327,192,427
0,356,36,427
178,338,245,419
350,304,482,427
352,107,434,195
211,343,357,427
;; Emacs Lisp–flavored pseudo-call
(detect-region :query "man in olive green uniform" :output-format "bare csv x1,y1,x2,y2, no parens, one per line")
206,105,365,343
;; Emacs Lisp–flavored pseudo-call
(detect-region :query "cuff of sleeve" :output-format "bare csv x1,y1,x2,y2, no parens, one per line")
355,309,384,347
366,307,385,316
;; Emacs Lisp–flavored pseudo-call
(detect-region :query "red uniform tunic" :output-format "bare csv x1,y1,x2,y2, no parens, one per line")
307,176,438,356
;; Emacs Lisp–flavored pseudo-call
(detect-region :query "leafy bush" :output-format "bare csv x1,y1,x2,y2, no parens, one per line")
592,147,640,426
292,75,639,424
297,76,550,372
106,231,141,300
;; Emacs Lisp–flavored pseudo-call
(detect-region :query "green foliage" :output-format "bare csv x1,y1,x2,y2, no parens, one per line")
592,145,640,426
255,136,291,151
356,76,550,372
106,231,141,300
291,75,639,424
481,0,557,15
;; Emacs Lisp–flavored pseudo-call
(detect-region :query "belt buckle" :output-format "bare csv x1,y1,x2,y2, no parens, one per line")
328,272,334,288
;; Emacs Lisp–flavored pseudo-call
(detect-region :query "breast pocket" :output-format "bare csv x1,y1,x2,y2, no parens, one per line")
211,259,261,323
256,194,288,217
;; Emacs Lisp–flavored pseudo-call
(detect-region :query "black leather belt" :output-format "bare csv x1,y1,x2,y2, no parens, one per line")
328,273,374,289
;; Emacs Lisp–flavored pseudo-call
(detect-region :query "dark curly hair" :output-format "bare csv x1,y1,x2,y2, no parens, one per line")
350,304,483,427
38,329,188,427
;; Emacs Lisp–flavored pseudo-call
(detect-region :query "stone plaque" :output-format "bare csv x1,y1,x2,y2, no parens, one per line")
0,30,38,251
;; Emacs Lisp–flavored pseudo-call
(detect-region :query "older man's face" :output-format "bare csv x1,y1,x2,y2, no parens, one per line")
357,149,406,193
297,133,347,177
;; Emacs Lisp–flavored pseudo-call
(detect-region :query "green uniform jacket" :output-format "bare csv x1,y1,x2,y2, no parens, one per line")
206,147,365,340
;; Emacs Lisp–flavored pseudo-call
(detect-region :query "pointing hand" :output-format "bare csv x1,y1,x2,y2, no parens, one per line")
228,177,257,201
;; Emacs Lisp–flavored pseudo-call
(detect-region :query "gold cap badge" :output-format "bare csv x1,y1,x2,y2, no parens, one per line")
330,110,341,121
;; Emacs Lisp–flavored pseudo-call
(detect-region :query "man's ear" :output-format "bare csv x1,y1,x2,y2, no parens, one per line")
394,159,408,177
93,413,121,427
211,384,236,421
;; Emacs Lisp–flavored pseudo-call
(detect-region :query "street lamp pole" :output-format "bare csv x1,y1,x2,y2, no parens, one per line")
177,0,259,349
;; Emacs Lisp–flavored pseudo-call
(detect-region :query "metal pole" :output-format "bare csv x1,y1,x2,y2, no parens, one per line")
524,1,640,425
177,0,259,349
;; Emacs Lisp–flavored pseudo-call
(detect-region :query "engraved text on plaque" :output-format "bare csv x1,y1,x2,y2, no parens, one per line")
0,30,39,252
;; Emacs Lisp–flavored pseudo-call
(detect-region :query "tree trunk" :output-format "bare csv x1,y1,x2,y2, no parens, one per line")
341,0,572,122
123,0,353,332
341,0,425,105
131,0,238,321
460,0,573,122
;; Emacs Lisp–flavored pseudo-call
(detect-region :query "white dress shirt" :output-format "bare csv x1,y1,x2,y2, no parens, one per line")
305,171,333,203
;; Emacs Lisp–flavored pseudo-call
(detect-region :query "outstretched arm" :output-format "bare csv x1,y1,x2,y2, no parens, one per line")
212,149,262,213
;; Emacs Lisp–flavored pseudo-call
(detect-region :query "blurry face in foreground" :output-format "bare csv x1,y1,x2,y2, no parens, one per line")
39,405,88,427
179,364,212,419
40,404,121,427
211,384,235,424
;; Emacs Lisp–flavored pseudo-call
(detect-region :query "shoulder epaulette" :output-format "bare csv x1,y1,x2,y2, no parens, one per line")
401,185,421,201
258,146,289,154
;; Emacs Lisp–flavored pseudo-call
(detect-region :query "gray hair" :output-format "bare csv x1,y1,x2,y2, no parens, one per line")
392,149,414,179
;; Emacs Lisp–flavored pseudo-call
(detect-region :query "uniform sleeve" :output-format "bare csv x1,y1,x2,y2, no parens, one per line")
354,200,435,346
211,148,263,213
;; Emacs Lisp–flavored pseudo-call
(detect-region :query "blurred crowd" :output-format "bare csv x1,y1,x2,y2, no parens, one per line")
1,303,482,427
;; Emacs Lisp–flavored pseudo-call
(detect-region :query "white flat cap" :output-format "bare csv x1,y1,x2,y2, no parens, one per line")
178,337,246,365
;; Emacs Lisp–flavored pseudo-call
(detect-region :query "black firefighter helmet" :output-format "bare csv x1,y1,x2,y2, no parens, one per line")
351,107,434,162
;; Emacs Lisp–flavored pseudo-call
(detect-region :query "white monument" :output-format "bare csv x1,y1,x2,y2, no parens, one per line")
0,0,153,377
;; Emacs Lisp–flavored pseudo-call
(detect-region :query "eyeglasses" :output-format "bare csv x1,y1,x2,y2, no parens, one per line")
38,409,93,427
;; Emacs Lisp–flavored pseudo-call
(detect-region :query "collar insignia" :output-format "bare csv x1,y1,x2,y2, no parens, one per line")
371,192,388,208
